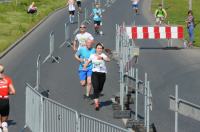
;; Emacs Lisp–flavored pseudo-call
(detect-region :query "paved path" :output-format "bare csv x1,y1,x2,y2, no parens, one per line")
1,0,200,132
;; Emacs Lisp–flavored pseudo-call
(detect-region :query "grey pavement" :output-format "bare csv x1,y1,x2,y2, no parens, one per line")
1,0,200,132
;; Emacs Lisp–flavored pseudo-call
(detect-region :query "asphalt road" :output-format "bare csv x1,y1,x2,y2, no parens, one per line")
1,0,200,132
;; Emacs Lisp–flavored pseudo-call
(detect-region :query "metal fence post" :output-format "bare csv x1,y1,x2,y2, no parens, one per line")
43,32,61,63
59,23,72,48
120,81,125,111
73,13,81,35
82,8,91,24
135,68,138,121
76,112,80,132
147,81,150,132
40,96,44,132
35,55,41,91
144,73,147,127
116,24,120,54
120,59,125,111
175,85,179,132
78,12,80,28
84,8,87,23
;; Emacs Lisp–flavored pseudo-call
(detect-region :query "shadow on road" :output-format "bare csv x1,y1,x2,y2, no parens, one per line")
140,47,183,50
100,100,113,108
8,120,16,126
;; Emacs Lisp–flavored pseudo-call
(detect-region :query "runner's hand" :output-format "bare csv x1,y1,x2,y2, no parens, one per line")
105,48,112,55
83,64,87,70
97,55,103,60
80,58,84,63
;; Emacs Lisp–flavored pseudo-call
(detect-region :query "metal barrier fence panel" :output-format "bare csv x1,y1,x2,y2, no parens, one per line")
43,97,78,132
25,84,43,132
79,113,129,132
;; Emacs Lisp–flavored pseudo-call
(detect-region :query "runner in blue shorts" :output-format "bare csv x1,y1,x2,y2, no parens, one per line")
132,0,140,14
75,39,95,99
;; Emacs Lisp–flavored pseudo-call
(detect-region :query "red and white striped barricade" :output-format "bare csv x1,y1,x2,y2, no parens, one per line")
126,26,184,39
126,26,185,48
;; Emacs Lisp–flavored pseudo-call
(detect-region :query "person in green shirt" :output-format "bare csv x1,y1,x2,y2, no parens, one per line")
154,4,167,25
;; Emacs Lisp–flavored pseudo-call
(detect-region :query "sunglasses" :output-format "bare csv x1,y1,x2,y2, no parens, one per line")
80,26,86,28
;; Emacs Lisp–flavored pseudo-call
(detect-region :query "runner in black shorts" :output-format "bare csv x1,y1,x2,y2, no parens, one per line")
69,10,75,15
94,21,101,26
0,65,16,132
76,0,82,12
0,100,9,118
68,0,76,23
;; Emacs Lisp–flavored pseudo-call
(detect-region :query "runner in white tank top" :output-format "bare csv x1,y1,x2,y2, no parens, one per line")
68,0,76,23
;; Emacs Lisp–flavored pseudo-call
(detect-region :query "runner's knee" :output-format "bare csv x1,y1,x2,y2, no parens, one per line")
80,81,86,86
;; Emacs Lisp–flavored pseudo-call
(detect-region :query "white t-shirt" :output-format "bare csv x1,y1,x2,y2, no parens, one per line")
75,32,94,49
89,53,108,73
132,0,139,4
68,0,75,11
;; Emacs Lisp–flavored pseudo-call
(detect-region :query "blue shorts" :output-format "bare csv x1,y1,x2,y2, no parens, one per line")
132,4,138,8
79,69,93,81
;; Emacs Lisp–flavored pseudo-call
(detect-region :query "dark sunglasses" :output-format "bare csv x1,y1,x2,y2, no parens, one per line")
80,26,86,28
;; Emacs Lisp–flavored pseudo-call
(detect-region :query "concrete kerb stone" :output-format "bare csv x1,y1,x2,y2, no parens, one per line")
0,6,66,59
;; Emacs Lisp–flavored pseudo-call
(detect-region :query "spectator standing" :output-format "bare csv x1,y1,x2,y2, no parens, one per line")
186,10,195,47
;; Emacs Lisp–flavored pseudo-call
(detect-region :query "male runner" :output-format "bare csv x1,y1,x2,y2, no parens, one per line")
73,24,94,51
75,39,95,99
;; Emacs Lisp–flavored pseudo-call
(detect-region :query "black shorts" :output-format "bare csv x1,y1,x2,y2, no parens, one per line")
94,21,101,26
69,11,75,15
0,99,10,116
77,1,81,7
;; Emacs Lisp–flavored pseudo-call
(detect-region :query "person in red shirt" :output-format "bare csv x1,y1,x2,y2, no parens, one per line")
0,65,15,132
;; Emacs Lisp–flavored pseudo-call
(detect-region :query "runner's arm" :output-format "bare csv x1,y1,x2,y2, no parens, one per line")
83,60,91,70
9,84,16,95
75,54,83,63
73,37,77,51
102,54,110,62
90,9,94,17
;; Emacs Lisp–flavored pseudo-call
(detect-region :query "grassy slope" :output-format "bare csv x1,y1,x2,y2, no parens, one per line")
0,0,66,53
152,0,200,46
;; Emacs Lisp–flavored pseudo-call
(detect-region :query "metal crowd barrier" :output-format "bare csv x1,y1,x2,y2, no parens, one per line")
25,84,43,132
43,97,78,132
113,23,154,132
24,84,130,132
79,113,129,132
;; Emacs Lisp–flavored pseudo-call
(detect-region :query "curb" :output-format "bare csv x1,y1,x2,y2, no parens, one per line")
0,6,66,59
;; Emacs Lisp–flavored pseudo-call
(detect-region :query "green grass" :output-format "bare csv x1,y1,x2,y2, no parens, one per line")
0,0,66,53
152,0,200,46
